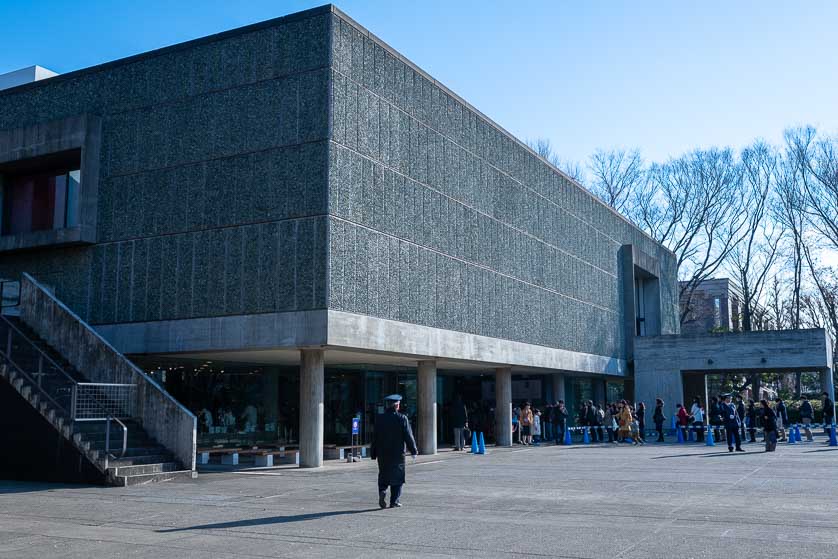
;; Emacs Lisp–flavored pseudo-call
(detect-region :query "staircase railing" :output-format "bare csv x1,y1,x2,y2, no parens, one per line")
0,314,131,469
19,273,197,470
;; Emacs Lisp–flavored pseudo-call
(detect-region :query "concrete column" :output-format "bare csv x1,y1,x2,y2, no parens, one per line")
417,360,437,455
299,349,324,468
495,367,512,446
552,373,565,403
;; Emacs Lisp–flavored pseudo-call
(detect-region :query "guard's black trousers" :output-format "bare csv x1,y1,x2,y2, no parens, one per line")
379,483,403,505
726,427,742,450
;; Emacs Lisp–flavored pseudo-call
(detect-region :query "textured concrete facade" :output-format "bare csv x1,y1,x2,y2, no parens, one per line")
326,9,678,362
0,8,332,325
0,5,679,368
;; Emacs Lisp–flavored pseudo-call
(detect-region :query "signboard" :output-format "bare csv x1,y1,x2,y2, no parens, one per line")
351,417,360,435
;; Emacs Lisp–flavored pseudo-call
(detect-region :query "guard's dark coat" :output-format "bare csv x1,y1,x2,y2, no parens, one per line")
371,409,417,487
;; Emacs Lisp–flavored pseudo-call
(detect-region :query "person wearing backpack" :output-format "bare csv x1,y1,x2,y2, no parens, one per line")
774,398,789,442
799,395,814,442
653,398,666,442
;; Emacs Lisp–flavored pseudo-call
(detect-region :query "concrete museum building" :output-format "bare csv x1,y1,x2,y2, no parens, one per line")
1,5,832,479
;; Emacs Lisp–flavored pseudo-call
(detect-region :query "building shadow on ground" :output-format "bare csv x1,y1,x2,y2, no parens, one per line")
0,480,96,494
157,508,382,532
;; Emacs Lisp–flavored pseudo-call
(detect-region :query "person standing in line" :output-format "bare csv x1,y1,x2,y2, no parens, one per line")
520,403,534,446
636,402,647,442
554,400,568,444
450,395,468,451
618,400,634,444
595,403,606,442
606,403,617,443
587,401,602,442
722,394,745,452
746,399,758,443
371,394,418,509
761,399,778,452
691,402,705,442
676,404,689,441
533,409,542,445
653,398,666,442
709,396,724,442
774,397,789,442
512,406,520,445
799,395,814,442
736,395,747,442
543,404,553,443
822,392,835,439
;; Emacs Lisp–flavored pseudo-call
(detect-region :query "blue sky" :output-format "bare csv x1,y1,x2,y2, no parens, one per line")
2,1,837,164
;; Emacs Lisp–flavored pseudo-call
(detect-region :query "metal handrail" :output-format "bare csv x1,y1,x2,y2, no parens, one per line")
1,315,78,386
0,315,130,468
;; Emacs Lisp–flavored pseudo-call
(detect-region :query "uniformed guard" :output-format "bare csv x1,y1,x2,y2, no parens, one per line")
722,394,745,452
370,394,418,509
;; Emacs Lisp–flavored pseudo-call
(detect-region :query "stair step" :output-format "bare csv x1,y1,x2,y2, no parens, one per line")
108,462,181,477
108,469,197,487
109,454,175,466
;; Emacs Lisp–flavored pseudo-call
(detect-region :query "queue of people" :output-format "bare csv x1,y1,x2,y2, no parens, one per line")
445,391,835,451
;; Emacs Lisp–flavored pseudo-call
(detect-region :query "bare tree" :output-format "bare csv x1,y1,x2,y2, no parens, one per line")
786,127,838,250
773,149,807,329
588,148,645,213
728,141,784,331
633,148,747,324
527,137,586,185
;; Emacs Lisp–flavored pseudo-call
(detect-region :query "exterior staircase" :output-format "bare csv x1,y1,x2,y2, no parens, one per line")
0,275,197,486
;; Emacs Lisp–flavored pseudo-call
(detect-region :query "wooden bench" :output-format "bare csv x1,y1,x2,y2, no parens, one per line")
323,444,370,461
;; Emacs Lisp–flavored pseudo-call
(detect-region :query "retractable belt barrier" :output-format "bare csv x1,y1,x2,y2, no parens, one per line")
550,423,838,446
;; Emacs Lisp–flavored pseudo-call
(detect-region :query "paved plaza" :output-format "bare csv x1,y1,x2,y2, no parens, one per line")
1,441,837,558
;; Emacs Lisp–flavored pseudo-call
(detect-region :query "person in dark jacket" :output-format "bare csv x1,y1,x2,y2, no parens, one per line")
635,402,647,442
709,396,724,442
653,398,666,442
371,394,418,509
774,398,789,442
761,399,778,452
586,401,602,442
822,392,835,437
746,399,758,443
450,395,468,451
722,394,745,452
554,401,569,444
799,395,814,442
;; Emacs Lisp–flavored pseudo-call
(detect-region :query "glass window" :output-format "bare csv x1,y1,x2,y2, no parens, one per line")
1,164,80,236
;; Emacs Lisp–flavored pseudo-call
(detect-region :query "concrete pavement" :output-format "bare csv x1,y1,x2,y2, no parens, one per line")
1,441,837,558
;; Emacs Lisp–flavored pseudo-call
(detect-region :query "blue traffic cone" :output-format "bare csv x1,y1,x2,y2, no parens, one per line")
794,425,802,442
470,431,479,453
478,432,486,454
583,427,591,444
676,426,684,444
705,427,715,447
564,427,572,445
788,428,796,445
829,424,838,447
671,416,676,435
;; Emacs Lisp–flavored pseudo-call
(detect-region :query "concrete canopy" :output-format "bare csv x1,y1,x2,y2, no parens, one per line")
635,328,835,412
